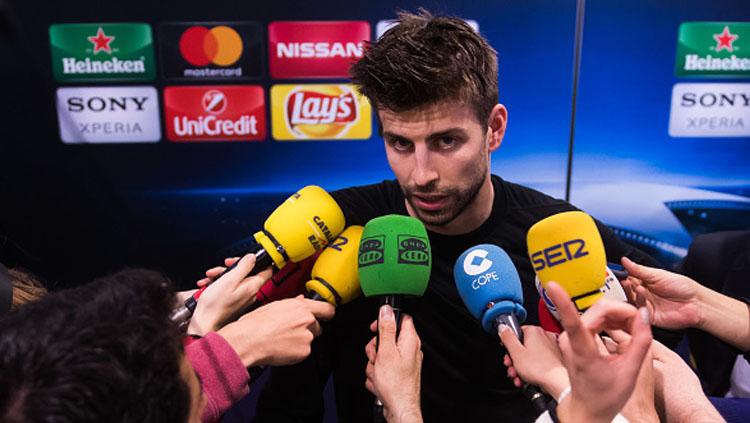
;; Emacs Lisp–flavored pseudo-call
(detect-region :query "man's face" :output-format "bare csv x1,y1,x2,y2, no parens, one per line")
380,101,491,227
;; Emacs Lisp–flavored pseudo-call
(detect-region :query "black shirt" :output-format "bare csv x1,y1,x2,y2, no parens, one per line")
256,176,658,422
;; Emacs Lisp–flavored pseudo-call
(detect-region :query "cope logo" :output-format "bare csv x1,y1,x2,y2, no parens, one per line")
397,235,430,266
49,23,155,82
271,84,371,140
529,239,589,272
159,22,263,80
358,236,385,268
163,85,266,142
55,86,160,143
462,248,499,290
462,249,493,276
268,21,370,79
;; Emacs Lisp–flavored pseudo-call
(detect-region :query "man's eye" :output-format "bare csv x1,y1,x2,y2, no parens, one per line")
438,137,457,149
390,139,413,151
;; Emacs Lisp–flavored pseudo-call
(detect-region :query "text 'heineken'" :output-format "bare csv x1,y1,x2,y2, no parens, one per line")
50,23,155,82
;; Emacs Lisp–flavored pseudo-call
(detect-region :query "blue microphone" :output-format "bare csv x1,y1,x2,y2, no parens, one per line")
454,244,548,413
454,244,526,334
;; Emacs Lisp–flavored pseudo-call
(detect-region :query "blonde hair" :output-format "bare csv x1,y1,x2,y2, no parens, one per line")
9,268,48,311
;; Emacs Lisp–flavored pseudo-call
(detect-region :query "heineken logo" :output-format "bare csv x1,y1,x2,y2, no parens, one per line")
713,26,739,53
88,27,115,55
49,23,155,82
675,22,750,77
358,236,384,268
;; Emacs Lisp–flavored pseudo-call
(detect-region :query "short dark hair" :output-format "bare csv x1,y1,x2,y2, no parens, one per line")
350,9,499,125
0,269,190,423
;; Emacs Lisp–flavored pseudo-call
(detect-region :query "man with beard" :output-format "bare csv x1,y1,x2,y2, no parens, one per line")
256,10,659,422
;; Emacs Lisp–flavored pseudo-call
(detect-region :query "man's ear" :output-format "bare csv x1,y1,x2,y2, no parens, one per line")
487,104,508,152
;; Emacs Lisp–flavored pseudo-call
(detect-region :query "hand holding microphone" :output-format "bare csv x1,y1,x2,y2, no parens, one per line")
364,306,424,423
358,215,431,421
187,253,273,336
453,244,549,413
171,185,345,327
216,296,335,368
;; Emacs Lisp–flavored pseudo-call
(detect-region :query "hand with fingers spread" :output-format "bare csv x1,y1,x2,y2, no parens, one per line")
650,339,723,423
545,282,653,423
217,295,335,368
622,257,750,351
620,257,703,330
188,254,273,336
500,325,569,399
364,305,423,423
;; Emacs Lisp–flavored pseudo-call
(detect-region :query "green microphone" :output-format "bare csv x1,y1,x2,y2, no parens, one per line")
358,214,431,422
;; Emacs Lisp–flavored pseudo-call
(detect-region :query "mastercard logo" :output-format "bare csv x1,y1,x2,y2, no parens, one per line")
179,26,243,67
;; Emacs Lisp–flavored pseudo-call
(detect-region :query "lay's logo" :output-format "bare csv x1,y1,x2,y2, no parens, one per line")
271,84,371,140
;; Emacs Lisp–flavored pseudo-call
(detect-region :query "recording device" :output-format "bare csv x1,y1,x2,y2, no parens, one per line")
358,215,431,421
453,244,548,413
527,211,607,312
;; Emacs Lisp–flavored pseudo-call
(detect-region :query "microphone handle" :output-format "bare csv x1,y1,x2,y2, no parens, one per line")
494,314,549,414
374,294,402,422
305,290,325,301
170,247,271,328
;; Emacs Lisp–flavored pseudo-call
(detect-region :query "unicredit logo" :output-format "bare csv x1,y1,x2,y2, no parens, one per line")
202,90,227,114
269,21,370,78
179,26,243,66
164,85,266,142
463,249,492,276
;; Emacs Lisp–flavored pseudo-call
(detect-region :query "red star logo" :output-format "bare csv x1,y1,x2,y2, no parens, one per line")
87,27,115,55
713,25,738,53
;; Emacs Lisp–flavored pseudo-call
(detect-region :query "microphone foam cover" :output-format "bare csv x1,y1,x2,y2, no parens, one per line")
306,225,364,306
255,185,345,268
358,215,431,297
527,211,606,311
454,244,527,332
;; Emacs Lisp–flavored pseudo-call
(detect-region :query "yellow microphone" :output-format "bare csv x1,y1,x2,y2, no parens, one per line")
172,185,345,327
527,211,606,311
305,226,364,306
255,185,346,269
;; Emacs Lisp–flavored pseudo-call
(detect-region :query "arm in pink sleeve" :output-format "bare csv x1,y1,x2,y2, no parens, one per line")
186,332,251,422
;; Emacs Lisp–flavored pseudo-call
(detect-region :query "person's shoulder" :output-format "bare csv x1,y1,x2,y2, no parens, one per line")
330,180,403,226
494,176,575,214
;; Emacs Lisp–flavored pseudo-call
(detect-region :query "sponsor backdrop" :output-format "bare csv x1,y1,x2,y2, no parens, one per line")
0,0,747,420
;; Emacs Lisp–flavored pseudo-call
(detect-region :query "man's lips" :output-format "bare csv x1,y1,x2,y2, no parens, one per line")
411,194,448,211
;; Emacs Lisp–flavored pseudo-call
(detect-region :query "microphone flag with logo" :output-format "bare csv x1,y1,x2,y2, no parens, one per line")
358,214,431,421
305,225,364,306
453,244,548,413
527,211,606,312
534,266,628,322
172,185,345,326
453,244,527,334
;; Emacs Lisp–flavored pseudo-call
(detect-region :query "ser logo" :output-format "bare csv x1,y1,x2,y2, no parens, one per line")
530,239,589,272
358,236,384,267
397,235,429,266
